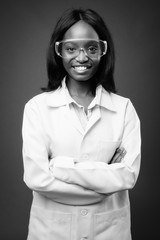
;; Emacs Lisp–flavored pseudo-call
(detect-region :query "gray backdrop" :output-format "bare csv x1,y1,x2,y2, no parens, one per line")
1,0,159,239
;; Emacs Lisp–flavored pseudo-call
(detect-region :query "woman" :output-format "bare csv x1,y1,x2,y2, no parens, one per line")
22,8,141,240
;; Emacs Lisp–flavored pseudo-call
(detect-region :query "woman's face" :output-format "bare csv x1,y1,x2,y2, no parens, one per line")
62,20,101,82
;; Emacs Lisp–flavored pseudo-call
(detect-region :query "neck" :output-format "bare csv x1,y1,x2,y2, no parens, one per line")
66,77,94,98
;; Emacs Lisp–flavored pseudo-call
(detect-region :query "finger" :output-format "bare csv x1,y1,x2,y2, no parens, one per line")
115,149,127,162
111,148,127,163
112,152,121,162
111,152,122,163
113,147,124,160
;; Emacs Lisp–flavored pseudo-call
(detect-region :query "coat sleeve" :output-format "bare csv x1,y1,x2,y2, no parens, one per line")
22,99,106,205
53,100,141,194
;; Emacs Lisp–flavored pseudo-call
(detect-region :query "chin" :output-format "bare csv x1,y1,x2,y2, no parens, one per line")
69,71,96,82
74,76,91,81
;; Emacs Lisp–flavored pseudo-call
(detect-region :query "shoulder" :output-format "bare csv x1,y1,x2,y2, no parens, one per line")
110,92,133,109
108,91,140,121
25,88,62,106
25,92,49,108
24,91,54,113
24,86,67,112
101,88,133,112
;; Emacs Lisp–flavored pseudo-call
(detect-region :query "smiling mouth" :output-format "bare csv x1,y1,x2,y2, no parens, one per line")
72,65,91,72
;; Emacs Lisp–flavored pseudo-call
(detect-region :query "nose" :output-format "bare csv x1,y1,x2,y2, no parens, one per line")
76,48,88,62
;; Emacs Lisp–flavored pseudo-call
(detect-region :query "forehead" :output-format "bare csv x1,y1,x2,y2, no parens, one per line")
63,20,99,40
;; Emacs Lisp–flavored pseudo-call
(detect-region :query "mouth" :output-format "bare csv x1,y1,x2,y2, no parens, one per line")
72,65,91,72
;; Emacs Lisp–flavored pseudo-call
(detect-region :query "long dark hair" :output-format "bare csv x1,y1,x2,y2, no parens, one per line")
42,8,117,93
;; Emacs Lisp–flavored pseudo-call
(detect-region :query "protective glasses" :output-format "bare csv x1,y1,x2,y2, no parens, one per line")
55,39,107,59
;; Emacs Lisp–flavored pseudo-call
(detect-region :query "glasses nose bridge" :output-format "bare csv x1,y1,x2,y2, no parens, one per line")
76,47,88,60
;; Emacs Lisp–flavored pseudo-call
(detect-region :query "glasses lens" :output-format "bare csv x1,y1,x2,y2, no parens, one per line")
85,40,105,58
55,40,106,58
57,41,79,58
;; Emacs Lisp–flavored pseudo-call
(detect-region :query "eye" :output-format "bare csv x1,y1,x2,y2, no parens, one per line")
63,43,77,54
88,46,98,54
66,47,76,53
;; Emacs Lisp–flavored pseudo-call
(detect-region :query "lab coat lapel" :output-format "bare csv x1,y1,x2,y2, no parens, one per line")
64,104,84,136
47,86,84,135
85,106,101,135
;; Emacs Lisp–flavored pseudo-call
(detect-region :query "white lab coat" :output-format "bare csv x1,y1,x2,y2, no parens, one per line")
22,81,141,240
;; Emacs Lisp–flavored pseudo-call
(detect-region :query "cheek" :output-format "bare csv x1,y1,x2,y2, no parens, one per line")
92,60,101,73
62,59,70,74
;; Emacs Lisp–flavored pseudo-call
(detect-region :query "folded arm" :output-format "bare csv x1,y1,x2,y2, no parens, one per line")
22,99,105,205
52,100,141,194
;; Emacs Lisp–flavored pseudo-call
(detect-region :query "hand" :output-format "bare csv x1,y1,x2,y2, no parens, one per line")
109,147,127,164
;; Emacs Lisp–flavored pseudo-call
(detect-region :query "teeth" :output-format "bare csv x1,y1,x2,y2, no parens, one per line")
74,66,87,71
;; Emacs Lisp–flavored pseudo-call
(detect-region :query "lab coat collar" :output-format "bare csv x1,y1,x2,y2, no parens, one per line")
46,78,117,112
100,88,117,112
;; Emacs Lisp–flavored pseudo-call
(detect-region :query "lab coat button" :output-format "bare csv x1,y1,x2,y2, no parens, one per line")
81,209,88,216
